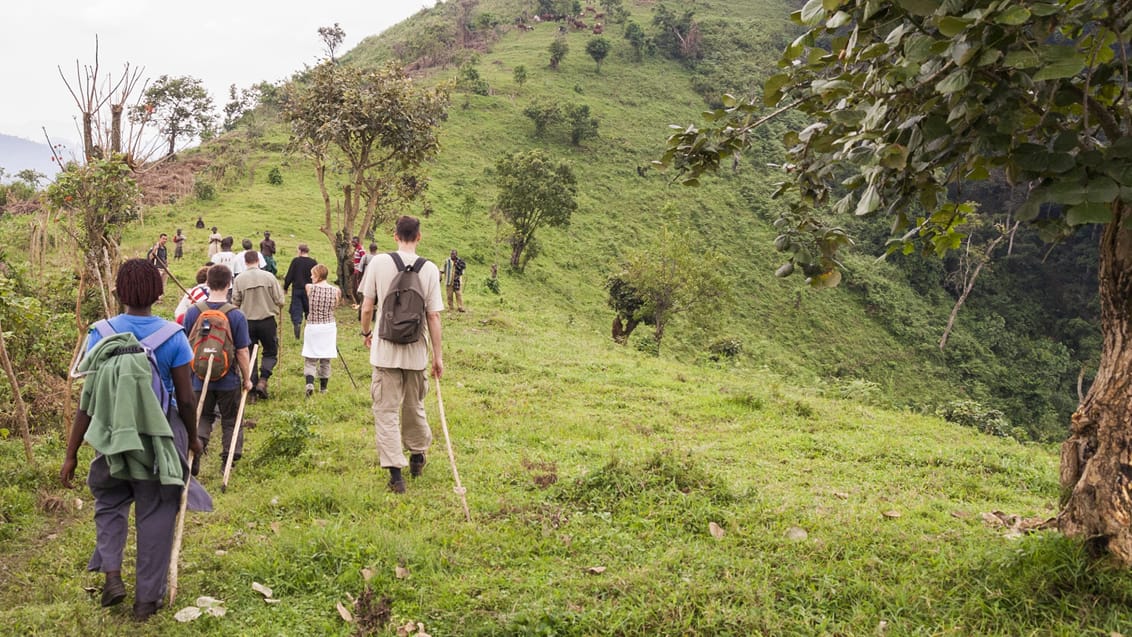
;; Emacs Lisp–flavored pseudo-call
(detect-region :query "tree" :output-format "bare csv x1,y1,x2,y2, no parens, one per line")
661,0,1132,563
624,21,647,62
564,104,599,146
617,225,728,351
15,170,45,190
133,75,215,158
585,37,612,73
513,64,528,91
549,36,569,70
607,273,655,344
285,61,449,295
222,83,261,132
523,100,562,137
494,150,577,270
318,23,346,62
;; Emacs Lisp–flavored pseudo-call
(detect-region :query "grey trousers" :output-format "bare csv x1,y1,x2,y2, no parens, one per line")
304,357,332,379
371,367,432,469
196,388,244,459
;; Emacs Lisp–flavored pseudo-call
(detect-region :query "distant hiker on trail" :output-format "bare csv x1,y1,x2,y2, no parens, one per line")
232,238,266,277
174,264,213,325
443,249,467,313
259,231,278,276
60,258,211,622
207,227,222,257
183,265,253,472
358,215,444,494
283,244,318,340
352,236,366,299
302,263,341,397
173,229,185,260
232,250,285,400
195,216,205,230
147,233,169,284
211,237,237,274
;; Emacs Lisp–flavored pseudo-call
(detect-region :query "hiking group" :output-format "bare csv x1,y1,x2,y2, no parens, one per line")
61,214,453,621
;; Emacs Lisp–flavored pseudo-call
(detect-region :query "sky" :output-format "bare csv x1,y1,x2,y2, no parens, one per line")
1,0,433,146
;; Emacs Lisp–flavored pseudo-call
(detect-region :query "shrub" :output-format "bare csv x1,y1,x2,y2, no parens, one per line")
937,400,1014,439
194,180,216,201
267,167,283,185
484,277,500,294
254,411,319,466
707,338,743,360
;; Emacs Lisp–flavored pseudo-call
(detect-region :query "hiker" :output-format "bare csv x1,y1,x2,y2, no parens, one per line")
302,263,341,397
442,249,467,312
232,238,266,277
173,264,213,325
195,216,205,230
232,250,285,400
207,227,222,257
358,215,444,494
352,236,366,298
147,233,169,284
283,244,318,340
172,229,185,260
259,231,278,276
211,237,237,274
60,258,211,622
183,265,253,471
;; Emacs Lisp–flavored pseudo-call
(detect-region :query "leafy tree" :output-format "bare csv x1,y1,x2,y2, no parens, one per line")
624,21,648,62
523,100,562,137
617,225,728,352
222,83,262,132
133,75,215,158
549,36,569,70
15,170,45,190
607,273,655,344
494,150,577,270
564,104,599,146
285,61,449,294
651,4,701,62
513,64,528,91
585,37,612,73
318,23,346,61
661,0,1132,563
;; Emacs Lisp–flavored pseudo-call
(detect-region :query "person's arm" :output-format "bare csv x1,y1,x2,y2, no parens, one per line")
61,409,91,489
427,311,443,379
231,281,244,307
283,261,294,291
236,347,253,392
171,364,204,458
360,294,376,348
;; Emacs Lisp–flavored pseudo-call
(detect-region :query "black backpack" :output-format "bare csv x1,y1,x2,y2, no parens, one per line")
378,253,429,344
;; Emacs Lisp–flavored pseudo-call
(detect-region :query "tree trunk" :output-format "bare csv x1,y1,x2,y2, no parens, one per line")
82,112,95,161
510,241,524,269
0,319,35,465
940,233,1004,350
110,104,123,154
1059,201,1132,563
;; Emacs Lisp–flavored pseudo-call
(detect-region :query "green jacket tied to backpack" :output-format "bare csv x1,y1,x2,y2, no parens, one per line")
78,332,184,486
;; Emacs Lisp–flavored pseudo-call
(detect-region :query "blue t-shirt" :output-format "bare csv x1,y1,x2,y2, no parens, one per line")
182,301,252,392
87,314,194,399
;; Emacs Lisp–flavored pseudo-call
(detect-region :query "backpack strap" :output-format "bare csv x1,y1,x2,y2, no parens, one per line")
139,321,184,352
409,257,427,273
388,252,406,272
194,300,236,314
92,319,116,339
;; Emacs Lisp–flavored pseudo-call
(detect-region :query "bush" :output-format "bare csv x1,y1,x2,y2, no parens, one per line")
707,338,743,360
267,167,283,185
484,277,500,294
937,400,1014,439
634,335,659,357
254,411,319,466
194,180,216,201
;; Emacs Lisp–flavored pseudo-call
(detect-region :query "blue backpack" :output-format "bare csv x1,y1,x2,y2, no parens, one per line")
91,319,184,412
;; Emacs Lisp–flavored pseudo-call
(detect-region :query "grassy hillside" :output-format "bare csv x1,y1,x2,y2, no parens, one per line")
0,0,1119,634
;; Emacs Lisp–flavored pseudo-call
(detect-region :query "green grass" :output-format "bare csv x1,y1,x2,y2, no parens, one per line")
0,0,1116,634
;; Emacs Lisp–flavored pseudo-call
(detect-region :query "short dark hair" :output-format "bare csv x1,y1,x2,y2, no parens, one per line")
159,233,168,240
195,266,210,284
297,243,309,254
394,216,420,242
116,258,164,308
221,237,234,250
368,243,378,252
244,250,260,264
211,226,218,232
241,238,253,251
207,264,233,290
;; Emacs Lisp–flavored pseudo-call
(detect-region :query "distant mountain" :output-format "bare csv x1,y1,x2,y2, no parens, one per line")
0,134,61,181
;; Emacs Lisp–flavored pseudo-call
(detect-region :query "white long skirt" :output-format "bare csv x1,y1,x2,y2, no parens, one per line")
302,322,338,359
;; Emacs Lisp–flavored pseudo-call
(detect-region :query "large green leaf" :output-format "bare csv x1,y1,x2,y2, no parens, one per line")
763,74,791,107
935,69,971,94
995,6,1031,25
937,16,970,37
1065,202,1113,225
1004,50,1040,69
1033,46,1086,81
800,0,826,25
1085,177,1120,203
855,185,882,216
895,0,939,16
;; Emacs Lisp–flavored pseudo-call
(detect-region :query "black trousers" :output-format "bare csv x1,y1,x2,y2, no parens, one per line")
247,316,279,383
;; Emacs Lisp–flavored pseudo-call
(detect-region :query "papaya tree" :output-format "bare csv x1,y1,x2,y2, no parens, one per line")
661,0,1132,562
285,61,449,295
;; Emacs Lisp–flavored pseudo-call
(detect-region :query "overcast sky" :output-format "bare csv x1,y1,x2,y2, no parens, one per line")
1,0,433,145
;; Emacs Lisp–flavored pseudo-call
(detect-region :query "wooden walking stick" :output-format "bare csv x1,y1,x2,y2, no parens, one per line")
169,354,213,606
221,344,259,493
433,374,471,522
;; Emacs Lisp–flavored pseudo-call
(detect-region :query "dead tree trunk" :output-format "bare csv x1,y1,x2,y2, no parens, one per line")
1060,201,1132,563
939,233,1005,350
0,319,35,465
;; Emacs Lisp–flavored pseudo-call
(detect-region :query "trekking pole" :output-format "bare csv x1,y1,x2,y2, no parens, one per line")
335,346,359,390
157,258,191,298
433,373,471,522
221,344,259,493
169,354,213,606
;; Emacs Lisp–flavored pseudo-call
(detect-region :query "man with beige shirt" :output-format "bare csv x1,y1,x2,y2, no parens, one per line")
359,216,444,494
232,250,285,400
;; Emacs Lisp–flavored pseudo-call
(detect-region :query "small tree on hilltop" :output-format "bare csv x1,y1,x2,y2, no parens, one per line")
132,75,215,158
565,104,599,146
661,0,1132,564
523,100,562,137
494,149,577,271
585,37,611,73
318,23,346,62
513,64,528,92
624,22,647,62
549,37,569,70
285,61,450,295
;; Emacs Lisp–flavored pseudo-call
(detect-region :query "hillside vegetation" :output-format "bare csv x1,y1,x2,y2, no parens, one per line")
0,0,1117,634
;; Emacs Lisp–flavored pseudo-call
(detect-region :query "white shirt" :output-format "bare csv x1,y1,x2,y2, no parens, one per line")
360,251,443,371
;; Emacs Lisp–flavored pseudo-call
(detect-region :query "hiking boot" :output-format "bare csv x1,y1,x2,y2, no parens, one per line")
305,383,314,398
132,599,162,621
101,573,126,607
255,379,269,399
388,477,406,494
409,453,427,478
